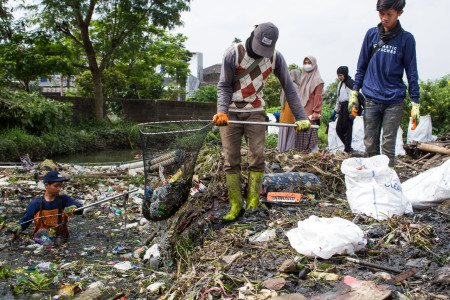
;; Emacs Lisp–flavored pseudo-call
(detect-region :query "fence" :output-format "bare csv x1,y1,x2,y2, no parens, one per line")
48,96,216,122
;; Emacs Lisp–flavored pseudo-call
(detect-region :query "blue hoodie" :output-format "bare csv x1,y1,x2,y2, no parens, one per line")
353,27,420,104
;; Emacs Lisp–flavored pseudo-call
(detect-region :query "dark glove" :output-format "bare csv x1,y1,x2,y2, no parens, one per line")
64,205,77,217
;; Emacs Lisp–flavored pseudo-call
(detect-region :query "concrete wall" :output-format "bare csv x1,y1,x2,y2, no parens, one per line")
48,96,216,122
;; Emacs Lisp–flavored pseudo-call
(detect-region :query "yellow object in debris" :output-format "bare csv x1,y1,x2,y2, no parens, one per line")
308,271,339,281
168,169,183,183
57,285,81,296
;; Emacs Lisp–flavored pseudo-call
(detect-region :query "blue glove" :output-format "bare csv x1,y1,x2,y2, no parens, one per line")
330,110,337,121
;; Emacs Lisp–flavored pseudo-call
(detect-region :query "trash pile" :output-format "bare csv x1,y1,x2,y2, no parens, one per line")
0,137,448,299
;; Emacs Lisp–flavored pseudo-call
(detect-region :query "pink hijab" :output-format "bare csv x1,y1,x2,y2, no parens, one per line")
298,55,324,107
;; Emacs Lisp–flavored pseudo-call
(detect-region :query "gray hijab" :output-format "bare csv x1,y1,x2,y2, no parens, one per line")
280,69,302,109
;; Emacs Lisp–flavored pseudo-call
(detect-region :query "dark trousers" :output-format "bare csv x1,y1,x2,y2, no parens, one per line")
363,98,403,167
336,101,354,153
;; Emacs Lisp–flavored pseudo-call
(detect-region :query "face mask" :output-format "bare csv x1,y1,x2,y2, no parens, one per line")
303,64,314,72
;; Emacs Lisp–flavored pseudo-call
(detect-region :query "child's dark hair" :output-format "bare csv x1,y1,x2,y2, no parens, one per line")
377,0,405,12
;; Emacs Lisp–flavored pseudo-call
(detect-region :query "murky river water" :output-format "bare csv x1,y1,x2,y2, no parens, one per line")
52,149,142,164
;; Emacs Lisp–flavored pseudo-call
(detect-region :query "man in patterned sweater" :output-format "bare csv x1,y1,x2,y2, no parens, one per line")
213,22,310,221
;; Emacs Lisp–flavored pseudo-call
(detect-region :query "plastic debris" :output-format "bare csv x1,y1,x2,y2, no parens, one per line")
286,215,366,259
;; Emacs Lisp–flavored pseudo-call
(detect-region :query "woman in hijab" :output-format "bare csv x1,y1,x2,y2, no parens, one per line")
277,69,302,152
295,56,324,153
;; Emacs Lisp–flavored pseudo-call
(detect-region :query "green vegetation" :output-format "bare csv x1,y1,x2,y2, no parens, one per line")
0,90,139,161
187,85,217,103
0,90,72,134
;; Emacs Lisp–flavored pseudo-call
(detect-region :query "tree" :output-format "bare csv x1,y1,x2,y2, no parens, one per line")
28,0,191,119
0,1,73,92
187,85,217,103
263,74,282,108
322,78,339,107
113,29,191,100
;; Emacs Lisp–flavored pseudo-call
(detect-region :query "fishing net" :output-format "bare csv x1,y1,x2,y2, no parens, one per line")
138,120,213,221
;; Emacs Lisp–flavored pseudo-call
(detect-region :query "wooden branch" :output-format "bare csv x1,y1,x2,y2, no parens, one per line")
417,143,450,155
411,152,432,165
396,160,422,172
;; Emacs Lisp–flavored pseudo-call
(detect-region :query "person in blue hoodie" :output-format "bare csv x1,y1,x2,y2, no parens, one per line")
350,0,420,167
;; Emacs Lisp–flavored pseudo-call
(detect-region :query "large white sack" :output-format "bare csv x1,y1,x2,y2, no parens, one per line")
351,116,366,153
286,215,366,259
403,159,450,209
267,114,279,135
341,155,413,220
407,115,437,144
328,117,404,156
327,116,364,154
327,121,345,153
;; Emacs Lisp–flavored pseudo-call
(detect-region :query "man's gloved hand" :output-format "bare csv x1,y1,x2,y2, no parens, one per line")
411,102,420,129
348,90,359,112
295,119,311,133
12,225,22,236
64,205,77,217
212,113,229,126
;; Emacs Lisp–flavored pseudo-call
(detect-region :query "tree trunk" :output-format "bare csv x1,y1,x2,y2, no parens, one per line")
79,23,104,119
91,70,104,119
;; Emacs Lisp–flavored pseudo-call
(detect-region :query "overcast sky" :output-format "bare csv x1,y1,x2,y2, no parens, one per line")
174,0,450,85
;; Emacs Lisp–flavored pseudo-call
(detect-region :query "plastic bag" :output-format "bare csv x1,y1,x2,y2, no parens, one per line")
403,159,450,209
341,155,413,220
327,116,365,154
329,117,404,156
286,215,366,259
407,115,437,144
327,121,344,153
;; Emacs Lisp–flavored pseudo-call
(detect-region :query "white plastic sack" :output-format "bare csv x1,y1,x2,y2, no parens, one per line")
327,121,344,153
407,115,437,144
267,114,279,135
286,215,366,259
341,155,413,220
403,159,450,209
329,116,405,157
327,116,365,154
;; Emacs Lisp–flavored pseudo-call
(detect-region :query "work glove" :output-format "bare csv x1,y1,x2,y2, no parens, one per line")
411,102,420,130
64,205,77,217
12,225,22,236
212,113,229,126
348,90,359,114
295,119,311,133
330,110,337,121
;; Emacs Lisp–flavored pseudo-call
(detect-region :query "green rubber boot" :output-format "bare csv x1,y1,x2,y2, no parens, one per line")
223,174,243,221
246,171,264,210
